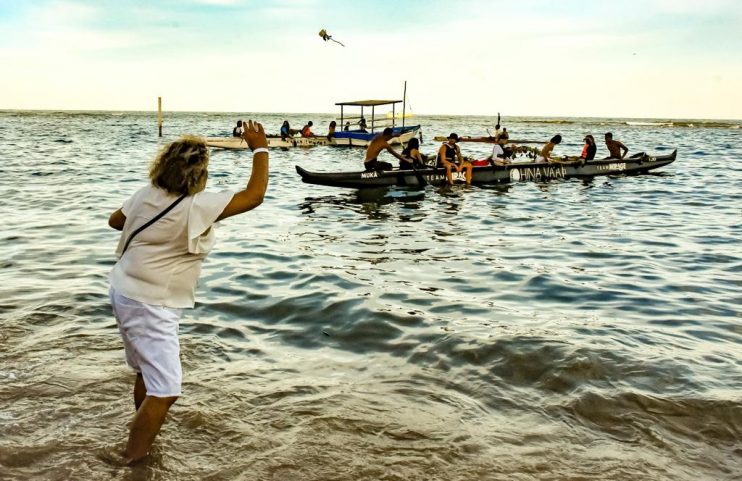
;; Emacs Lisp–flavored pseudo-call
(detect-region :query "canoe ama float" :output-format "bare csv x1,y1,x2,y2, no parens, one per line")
295,150,677,189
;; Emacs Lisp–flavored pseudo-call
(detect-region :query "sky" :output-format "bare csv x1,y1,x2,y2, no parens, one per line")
0,0,741,119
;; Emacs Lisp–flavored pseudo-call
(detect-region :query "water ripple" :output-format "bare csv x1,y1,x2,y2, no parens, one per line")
0,111,740,480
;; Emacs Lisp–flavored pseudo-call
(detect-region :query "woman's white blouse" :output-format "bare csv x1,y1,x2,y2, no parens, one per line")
110,185,233,308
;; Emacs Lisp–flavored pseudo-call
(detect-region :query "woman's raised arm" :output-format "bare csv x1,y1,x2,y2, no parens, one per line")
217,120,270,221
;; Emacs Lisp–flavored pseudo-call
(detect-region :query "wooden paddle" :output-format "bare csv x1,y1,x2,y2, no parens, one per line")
409,160,427,188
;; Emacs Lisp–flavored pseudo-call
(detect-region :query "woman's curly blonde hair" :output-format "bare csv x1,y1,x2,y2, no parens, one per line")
149,135,209,196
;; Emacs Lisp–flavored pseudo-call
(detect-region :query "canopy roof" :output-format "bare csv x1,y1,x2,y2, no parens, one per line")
335,99,402,107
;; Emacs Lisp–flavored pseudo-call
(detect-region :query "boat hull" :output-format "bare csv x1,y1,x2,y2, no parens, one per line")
295,150,677,189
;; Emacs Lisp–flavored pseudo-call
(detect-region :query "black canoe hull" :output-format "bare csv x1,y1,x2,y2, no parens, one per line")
295,150,677,189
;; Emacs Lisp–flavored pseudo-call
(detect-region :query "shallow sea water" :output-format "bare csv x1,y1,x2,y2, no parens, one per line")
0,111,740,480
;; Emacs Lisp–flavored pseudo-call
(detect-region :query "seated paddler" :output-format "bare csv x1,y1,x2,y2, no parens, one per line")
364,128,407,172
399,138,426,170
437,133,472,185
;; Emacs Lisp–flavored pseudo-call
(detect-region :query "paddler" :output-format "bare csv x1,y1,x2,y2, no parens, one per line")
437,133,472,185
232,120,244,137
604,132,628,159
399,137,426,170
497,127,509,142
537,134,562,163
487,140,510,164
280,120,291,141
327,120,337,140
581,135,597,161
364,127,407,171
301,121,314,137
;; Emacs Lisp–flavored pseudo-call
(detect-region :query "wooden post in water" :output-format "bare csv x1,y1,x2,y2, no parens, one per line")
402,81,407,128
157,97,163,137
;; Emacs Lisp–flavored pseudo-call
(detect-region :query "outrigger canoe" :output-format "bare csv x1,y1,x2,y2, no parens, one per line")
295,150,677,189
206,136,330,149
205,128,418,150
206,98,420,150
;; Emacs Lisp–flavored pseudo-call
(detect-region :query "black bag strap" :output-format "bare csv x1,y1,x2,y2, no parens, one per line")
121,193,188,255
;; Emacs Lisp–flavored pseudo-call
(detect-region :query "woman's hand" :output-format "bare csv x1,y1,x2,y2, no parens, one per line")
241,119,268,151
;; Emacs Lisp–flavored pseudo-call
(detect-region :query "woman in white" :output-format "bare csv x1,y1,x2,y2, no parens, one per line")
108,120,269,463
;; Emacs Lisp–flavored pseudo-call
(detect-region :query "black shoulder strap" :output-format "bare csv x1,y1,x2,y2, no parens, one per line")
121,193,188,255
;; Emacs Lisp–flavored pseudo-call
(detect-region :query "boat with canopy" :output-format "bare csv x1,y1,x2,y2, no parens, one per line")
333,99,420,147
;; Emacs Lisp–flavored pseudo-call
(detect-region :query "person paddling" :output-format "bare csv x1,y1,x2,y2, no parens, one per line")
604,132,628,159
364,127,407,171
538,134,562,163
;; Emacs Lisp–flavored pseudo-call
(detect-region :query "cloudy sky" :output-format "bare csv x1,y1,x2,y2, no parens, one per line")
1,0,740,119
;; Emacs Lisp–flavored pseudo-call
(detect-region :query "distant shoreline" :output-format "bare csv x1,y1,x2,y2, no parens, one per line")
1,110,738,128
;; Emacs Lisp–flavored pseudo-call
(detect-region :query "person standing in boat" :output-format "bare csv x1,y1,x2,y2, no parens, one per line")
399,137,426,170
343,121,351,132
301,121,314,137
581,135,597,161
537,134,562,162
232,120,244,137
364,127,407,171
327,121,337,141
107,120,269,464
280,120,291,141
437,133,472,185
604,132,628,159
358,117,368,133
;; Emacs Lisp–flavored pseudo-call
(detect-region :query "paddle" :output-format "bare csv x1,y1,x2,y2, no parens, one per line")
410,160,427,188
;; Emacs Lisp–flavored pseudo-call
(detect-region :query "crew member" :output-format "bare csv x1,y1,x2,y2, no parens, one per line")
437,133,472,185
604,132,628,159
364,127,407,171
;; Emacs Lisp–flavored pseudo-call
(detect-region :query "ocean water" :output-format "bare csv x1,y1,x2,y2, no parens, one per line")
0,110,740,481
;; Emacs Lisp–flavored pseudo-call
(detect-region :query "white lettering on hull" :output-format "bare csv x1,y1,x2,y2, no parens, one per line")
596,162,626,172
510,165,567,182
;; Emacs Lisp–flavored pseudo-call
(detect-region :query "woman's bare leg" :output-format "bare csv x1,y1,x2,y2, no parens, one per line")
134,373,146,410
124,395,178,463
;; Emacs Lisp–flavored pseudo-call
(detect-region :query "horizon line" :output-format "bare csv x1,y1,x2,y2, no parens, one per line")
0,108,739,123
